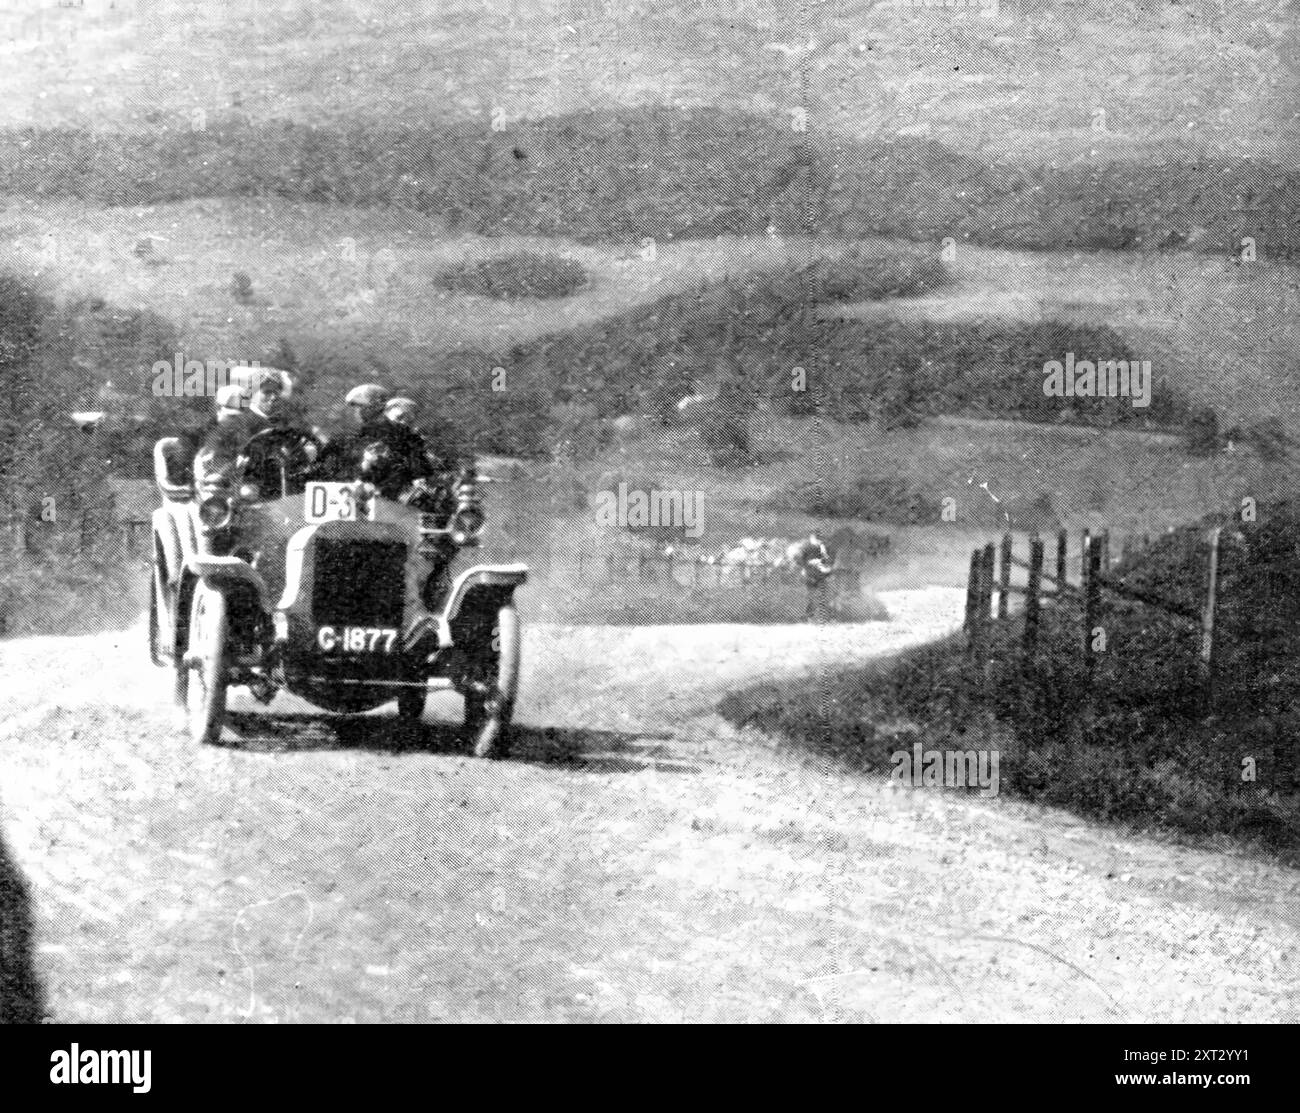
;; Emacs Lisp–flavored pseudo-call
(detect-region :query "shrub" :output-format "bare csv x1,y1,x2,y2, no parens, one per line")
769,476,935,526
231,271,254,304
1184,406,1220,456
433,253,590,300
1233,416,1290,462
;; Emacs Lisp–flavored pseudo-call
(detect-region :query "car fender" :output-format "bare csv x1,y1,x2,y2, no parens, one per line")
189,556,273,615
439,563,528,639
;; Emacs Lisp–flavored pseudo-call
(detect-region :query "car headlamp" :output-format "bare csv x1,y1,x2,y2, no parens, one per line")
450,506,486,546
198,494,233,531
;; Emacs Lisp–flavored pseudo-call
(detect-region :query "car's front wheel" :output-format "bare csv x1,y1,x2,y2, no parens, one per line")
462,603,520,759
396,682,427,725
186,583,229,745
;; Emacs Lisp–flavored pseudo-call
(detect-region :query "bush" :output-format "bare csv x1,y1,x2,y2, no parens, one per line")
1225,416,1291,462
769,476,935,526
433,253,590,300
0,274,150,512
230,271,255,304
1184,406,1220,456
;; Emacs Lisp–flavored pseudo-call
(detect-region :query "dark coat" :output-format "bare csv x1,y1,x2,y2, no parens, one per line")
315,417,436,498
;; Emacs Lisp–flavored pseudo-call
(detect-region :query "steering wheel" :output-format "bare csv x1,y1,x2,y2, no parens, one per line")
242,426,322,461
238,426,323,496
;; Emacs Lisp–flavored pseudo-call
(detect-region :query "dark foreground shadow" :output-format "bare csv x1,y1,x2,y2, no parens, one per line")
219,712,700,774
0,827,44,1024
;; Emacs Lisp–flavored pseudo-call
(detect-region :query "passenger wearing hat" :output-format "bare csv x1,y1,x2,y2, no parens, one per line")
214,383,247,422
313,383,385,481
384,397,416,427
346,383,389,425
315,384,436,499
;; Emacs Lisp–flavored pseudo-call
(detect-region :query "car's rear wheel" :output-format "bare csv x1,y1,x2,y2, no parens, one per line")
463,603,520,759
169,577,189,710
149,561,169,668
152,564,188,708
186,583,229,746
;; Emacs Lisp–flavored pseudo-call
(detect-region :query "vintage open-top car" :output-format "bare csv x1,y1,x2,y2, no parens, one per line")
148,428,527,756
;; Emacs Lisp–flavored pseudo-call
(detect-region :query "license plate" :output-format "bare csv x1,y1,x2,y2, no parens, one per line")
316,626,398,653
304,482,373,523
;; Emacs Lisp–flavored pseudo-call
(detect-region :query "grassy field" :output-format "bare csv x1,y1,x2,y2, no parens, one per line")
719,505,1300,864
0,197,860,372
7,194,1297,432
834,241,1300,428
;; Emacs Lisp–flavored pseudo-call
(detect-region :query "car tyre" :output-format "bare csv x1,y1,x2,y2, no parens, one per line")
396,683,427,725
464,603,520,759
186,583,229,746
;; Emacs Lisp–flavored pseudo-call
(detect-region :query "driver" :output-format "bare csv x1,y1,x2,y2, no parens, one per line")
193,370,316,498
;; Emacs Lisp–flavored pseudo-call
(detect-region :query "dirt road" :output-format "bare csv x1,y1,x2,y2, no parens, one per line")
2,588,1297,1022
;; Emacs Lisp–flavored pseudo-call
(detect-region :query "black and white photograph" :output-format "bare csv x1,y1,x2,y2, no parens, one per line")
0,0,1297,1048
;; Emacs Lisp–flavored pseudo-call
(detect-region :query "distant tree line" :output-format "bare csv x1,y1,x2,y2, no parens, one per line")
1,108,1296,256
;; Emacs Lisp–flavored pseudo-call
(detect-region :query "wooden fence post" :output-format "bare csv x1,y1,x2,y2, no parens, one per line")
1084,533,1101,679
965,548,980,636
1023,536,1043,665
1022,535,1044,742
1056,528,1067,597
1200,526,1221,715
968,547,991,700
998,533,1012,619
1081,529,1091,597
981,543,996,625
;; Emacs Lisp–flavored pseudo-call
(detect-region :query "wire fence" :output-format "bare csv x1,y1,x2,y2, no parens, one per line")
1,494,151,561
504,549,874,595
966,526,1221,721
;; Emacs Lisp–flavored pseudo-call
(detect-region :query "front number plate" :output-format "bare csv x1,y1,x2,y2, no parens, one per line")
305,482,373,523
317,626,398,653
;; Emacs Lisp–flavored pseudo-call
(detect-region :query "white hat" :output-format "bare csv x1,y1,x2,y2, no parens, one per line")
214,384,245,413
384,396,416,421
345,383,388,408
230,365,292,399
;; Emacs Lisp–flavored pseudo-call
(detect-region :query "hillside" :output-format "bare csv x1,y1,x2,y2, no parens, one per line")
720,500,1300,863
3,0,1296,163
0,1,1296,257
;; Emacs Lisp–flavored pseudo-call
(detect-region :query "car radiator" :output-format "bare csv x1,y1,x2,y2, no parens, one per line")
311,538,407,629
